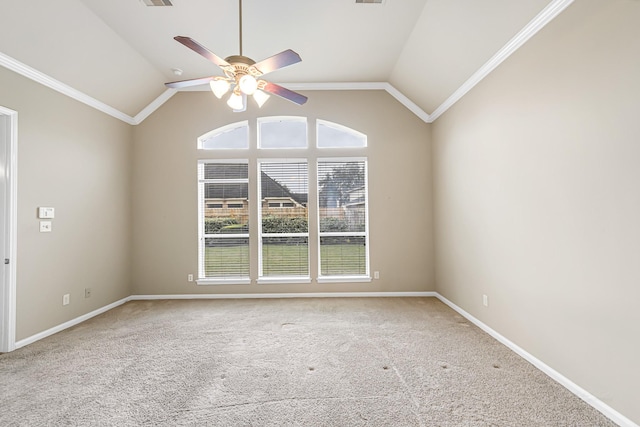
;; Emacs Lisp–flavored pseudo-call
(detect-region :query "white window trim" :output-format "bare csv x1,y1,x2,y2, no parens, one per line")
257,277,312,285
317,157,370,281
197,278,252,286
316,276,372,284
198,159,250,282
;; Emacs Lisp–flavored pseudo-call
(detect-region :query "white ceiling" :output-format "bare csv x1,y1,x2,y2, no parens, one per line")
0,0,562,121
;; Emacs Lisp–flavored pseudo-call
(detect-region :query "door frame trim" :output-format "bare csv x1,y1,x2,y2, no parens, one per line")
0,106,18,353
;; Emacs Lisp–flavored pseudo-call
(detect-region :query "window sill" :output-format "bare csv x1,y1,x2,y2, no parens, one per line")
316,276,371,284
257,277,312,285
196,278,251,286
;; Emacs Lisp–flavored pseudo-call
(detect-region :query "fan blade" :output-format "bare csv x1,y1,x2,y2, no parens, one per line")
251,49,302,75
174,36,230,68
263,82,308,105
165,76,216,89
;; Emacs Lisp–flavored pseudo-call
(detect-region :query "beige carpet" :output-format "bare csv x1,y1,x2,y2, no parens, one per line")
0,298,616,426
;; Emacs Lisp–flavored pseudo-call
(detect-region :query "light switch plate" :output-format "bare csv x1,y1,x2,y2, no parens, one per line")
38,207,55,219
40,221,52,232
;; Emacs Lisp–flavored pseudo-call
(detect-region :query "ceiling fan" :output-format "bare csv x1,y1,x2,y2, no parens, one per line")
165,0,307,111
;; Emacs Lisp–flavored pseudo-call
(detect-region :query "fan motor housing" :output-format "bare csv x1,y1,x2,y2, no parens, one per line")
225,55,256,67
224,55,259,79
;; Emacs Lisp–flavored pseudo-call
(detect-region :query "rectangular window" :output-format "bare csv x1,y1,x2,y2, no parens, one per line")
317,159,369,281
197,161,250,284
258,160,309,283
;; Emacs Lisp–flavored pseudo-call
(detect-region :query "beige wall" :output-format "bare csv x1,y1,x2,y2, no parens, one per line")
0,67,133,340
132,90,434,295
432,0,640,423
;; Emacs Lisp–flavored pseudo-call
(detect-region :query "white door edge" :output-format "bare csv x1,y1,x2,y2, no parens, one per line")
0,105,18,353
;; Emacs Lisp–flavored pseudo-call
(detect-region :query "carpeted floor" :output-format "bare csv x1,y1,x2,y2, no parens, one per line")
0,298,616,426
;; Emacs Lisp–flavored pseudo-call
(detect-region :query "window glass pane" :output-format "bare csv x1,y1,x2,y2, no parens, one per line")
260,162,308,231
320,236,366,276
204,163,248,179
318,161,366,233
199,161,249,280
259,161,309,278
258,117,307,149
204,237,250,277
262,236,309,277
317,120,366,148
318,160,368,277
199,122,249,149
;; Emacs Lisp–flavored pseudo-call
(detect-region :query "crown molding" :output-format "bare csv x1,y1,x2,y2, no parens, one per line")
132,88,177,125
427,0,575,123
0,0,574,126
276,82,432,123
0,52,136,125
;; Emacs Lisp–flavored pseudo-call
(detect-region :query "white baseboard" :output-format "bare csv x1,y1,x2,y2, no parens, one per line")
14,296,131,349
130,291,437,300
434,293,638,427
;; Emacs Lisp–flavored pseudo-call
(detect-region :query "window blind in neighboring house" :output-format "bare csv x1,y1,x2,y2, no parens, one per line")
258,160,309,281
317,159,369,278
198,161,250,282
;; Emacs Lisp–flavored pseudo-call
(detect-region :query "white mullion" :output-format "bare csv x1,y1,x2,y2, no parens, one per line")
318,232,366,238
198,173,205,280
200,178,248,184
262,233,309,238
203,234,250,239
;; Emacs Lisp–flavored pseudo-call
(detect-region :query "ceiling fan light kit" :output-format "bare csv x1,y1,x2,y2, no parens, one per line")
165,0,307,112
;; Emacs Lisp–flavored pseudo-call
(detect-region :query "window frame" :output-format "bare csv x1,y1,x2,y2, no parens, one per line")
197,159,251,285
196,119,371,286
316,157,370,283
257,158,311,284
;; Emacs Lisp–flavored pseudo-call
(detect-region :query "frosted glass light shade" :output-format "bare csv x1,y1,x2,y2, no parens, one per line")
227,91,244,110
210,79,231,99
253,90,270,108
238,75,258,95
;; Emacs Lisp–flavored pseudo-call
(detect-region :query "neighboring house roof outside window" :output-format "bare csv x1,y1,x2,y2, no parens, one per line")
204,164,307,205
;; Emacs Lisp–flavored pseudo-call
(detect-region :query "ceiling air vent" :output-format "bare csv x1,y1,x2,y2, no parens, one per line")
141,0,173,6
355,0,384,3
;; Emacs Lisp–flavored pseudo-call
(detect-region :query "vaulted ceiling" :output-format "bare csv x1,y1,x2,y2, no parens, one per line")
0,0,570,123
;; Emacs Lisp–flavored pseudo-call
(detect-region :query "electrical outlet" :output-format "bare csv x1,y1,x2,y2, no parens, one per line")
483,294,489,307
63,294,70,306
40,221,52,233
374,271,380,279
188,274,194,282
85,288,92,298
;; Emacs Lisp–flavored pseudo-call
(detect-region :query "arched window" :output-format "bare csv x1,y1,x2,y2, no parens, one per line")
198,120,249,150
197,118,369,285
317,120,367,148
